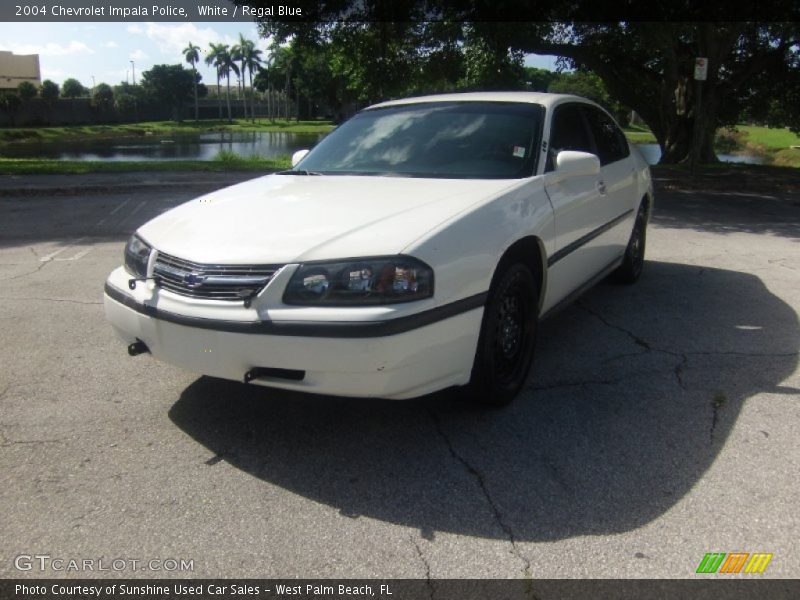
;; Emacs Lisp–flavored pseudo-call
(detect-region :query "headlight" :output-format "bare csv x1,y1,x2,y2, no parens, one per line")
124,234,151,278
283,256,434,305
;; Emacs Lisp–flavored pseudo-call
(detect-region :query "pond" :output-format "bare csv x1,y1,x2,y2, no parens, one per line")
635,143,765,166
1,133,767,167
0,131,327,161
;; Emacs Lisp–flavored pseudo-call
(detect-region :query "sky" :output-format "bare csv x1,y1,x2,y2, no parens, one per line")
0,21,558,88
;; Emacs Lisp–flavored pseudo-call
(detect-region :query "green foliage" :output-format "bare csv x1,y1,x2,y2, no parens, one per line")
40,80,59,103
92,83,114,110
0,93,22,114
61,78,86,98
547,70,630,125
523,67,557,92
17,81,37,101
140,64,196,110
460,25,525,91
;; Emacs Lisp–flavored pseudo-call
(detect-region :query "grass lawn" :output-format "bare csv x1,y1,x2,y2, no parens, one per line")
736,125,800,149
0,119,335,143
0,153,292,175
733,125,800,167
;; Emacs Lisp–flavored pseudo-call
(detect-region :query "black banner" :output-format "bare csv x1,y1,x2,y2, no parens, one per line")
2,580,800,600
1,0,799,22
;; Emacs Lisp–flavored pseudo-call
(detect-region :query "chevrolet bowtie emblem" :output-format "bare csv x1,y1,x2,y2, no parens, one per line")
183,273,206,287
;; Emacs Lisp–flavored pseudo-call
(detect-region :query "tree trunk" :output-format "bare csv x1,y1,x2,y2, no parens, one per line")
249,69,255,122
226,76,232,123
217,73,222,120
192,65,198,121
240,61,247,122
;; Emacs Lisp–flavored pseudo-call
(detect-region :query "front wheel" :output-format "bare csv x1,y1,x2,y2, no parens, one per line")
613,200,648,284
465,263,539,407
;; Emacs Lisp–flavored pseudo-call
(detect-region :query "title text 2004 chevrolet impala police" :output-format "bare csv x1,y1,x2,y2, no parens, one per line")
104,92,652,406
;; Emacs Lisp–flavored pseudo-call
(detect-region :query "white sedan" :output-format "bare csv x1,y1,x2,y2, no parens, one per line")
104,92,653,406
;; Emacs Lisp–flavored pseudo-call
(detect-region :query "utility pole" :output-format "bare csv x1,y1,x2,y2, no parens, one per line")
691,57,708,174
130,60,136,85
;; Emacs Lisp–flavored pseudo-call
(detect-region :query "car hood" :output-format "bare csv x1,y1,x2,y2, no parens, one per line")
137,174,517,264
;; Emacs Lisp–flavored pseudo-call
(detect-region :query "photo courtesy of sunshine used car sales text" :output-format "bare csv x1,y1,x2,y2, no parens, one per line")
14,583,387,597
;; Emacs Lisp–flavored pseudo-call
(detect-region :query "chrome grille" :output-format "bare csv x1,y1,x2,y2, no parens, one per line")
153,251,281,301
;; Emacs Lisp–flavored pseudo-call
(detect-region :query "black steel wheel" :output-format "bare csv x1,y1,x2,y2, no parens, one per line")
614,200,648,284
466,263,538,407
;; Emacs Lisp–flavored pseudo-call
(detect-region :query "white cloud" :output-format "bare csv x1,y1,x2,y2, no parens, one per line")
127,24,143,34
0,40,93,56
140,22,242,58
40,67,67,80
130,49,149,61
103,41,118,48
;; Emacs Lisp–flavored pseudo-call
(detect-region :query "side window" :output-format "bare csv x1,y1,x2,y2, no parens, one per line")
582,106,630,166
546,104,595,172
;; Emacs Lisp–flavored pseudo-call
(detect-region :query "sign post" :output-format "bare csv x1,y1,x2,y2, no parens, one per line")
691,57,708,174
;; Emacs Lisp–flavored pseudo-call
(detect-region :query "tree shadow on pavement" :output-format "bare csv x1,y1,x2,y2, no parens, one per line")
169,261,798,541
651,187,800,239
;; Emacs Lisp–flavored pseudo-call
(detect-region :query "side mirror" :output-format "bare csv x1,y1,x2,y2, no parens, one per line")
554,150,600,179
291,149,310,167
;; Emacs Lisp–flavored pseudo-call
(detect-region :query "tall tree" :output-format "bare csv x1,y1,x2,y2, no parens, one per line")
183,42,201,120
245,0,800,165
139,64,195,120
231,35,249,120
205,42,227,120
40,79,59,103
215,46,240,122
243,42,263,120
505,22,799,163
16,81,37,101
61,78,86,98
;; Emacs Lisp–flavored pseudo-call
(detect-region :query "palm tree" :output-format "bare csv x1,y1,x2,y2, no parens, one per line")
217,48,240,123
243,43,263,121
232,34,252,121
205,43,227,120
183,42,200,120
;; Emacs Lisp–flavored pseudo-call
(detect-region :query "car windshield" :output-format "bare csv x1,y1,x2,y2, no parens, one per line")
289,101,544,179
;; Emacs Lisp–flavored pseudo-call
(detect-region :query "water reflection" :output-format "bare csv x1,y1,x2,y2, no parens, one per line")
0,131,326,161
635,143,765,166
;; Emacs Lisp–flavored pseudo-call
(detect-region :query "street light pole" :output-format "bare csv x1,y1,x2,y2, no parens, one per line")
130,60,136,85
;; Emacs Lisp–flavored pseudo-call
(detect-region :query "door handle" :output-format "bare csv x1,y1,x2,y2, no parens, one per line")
597,180,607,195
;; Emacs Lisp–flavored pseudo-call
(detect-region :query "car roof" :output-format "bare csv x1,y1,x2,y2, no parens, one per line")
366,91,592,111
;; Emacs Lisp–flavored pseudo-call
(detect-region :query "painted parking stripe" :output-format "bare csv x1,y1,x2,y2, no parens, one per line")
54,247,92,262
94,198,131,228
118,200,147,227
39,237,87,262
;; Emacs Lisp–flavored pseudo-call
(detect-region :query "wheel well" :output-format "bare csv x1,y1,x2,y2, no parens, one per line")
642,193,653,218
492,237,546,312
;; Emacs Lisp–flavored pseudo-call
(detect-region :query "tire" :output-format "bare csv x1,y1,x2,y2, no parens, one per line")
466,263,539,407
613,200,648,284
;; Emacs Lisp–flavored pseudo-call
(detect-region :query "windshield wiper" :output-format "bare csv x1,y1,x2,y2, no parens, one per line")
276,169,324,176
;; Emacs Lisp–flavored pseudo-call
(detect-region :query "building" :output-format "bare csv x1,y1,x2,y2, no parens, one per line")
0,51,41,90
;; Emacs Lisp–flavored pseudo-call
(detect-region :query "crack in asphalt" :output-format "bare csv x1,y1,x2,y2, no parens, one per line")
0,296,102,306
427,409,532,577
1,437,68,447
528,378,624,391
410,537,434,600
0,260,49,282
576,301,689,390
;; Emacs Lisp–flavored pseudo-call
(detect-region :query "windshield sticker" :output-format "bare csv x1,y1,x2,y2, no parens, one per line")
513,146,526,158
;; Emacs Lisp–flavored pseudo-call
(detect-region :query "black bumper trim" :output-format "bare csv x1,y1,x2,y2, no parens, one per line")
547,209,634,267
104,282,487,339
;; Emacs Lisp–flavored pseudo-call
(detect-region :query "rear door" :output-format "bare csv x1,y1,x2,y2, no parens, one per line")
580,104,639,254
542,102,611,309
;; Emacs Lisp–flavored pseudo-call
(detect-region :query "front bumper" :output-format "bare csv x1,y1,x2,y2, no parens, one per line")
103,268,484,400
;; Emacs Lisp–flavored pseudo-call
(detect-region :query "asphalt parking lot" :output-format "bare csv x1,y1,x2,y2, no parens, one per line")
1,171,798,579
